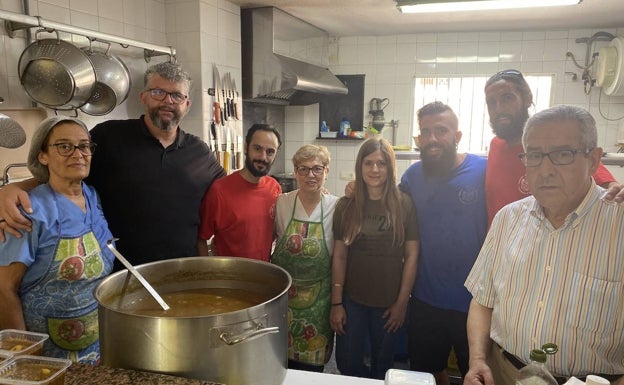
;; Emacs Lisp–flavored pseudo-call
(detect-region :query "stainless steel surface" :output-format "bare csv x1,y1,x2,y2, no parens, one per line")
95,256,291,385
80,47,131,116
18,34,96,109
2,163,28,186
105,240,170,311
0,114,26,148
241,7,347,105
0,9,175,59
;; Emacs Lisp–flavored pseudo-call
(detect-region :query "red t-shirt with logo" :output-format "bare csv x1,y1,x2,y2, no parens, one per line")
485,136,615,226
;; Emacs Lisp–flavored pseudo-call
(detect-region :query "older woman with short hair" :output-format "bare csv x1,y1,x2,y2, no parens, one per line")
272,144,339,372
0,116,114,364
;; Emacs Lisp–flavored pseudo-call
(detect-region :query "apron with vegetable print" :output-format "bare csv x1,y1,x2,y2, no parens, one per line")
20,187,113,364
272,194,333,366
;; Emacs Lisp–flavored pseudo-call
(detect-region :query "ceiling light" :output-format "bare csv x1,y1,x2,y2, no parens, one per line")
397,0,581,13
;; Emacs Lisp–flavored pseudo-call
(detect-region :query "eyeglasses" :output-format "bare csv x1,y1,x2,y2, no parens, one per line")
49,142,96,157
146,88,188,104
518,148,590,167
295,165,325,176
363,160,387,169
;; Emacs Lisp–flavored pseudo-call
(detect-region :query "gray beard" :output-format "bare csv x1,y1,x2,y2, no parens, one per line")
149,109,179,131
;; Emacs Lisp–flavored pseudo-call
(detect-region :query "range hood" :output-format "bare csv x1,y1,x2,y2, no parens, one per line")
241,7,348,105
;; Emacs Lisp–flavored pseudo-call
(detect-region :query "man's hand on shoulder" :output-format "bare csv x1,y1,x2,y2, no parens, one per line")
0,181,35,241
604,181,624,203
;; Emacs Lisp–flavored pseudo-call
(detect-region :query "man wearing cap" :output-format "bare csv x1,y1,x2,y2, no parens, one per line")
483,69,623,225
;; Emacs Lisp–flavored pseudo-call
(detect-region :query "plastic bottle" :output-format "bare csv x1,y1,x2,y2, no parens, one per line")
320,121,329,132
339,117,351,138
516,349,558,385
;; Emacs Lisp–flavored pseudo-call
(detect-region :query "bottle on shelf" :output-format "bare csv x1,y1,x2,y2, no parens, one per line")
516,344,558,385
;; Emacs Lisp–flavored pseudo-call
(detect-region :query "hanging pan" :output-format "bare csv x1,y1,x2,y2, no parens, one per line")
18,29,96,110
80,41,132,116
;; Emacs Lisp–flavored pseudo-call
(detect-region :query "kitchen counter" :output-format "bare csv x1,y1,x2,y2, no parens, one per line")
65,364,384,385
65,363,221,385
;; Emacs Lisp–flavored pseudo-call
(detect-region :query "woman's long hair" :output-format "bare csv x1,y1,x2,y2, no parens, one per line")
341,137,405,246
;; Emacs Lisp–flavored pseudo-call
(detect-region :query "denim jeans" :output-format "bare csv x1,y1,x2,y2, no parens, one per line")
335,295,398,379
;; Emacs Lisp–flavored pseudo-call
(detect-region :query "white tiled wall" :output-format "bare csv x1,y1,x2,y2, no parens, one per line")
283,27,624,195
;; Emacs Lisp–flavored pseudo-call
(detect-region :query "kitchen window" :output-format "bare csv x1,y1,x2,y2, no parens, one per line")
412,74,554,153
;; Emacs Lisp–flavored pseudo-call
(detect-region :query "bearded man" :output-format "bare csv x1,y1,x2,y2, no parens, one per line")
399,102,488,385
197,123,282,262
0,62,226,267
484,69,622,225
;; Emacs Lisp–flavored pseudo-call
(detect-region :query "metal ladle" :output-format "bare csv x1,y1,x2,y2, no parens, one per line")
106,239,170,311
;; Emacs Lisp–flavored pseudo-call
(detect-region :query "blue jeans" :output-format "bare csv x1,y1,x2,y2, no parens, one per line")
335,295,398,379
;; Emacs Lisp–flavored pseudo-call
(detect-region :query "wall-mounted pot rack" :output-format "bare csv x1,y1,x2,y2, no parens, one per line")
0,9,175,62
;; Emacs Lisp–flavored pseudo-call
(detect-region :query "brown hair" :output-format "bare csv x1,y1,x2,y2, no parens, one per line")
341,137,405,246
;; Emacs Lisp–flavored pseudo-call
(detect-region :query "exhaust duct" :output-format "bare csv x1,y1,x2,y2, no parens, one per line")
241,7,348,105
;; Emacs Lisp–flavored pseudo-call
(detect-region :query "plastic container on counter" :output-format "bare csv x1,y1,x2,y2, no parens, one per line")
0,330,49,357
0,355,71,385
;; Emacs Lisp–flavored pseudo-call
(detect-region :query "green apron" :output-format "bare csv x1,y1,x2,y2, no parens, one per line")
272,194,333,366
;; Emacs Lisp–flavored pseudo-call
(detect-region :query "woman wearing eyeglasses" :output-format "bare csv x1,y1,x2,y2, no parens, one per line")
330,137,419,379
0,116,114,364
272,144,339,372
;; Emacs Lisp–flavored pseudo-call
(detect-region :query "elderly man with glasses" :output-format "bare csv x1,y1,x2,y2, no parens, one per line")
483,69,623,226
0,62,226,268
464,105,624,385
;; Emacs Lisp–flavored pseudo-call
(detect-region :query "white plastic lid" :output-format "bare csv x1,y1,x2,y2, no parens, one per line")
585,375,610,385
385,369,436,385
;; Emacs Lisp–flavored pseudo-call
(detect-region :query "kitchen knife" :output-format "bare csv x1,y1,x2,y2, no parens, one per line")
232,78,241,120
210,121,217,152
212,64,222,125
226,73,235,120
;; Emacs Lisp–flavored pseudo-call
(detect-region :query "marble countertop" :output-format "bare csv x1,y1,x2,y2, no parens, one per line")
65,363,222,385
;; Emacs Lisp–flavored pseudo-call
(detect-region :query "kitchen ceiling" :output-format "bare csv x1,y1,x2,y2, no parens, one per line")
229,0,624,36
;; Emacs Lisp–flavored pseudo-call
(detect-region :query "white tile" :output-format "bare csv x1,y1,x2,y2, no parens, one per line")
396,42,417,64
523,31,546,40
40,0,69,7
415,43,436,63
338,44,358,65
123,0,146,27
455,44,476,63
437,33,458,43
145,0,166,33
500,31,523,41
173,1,199,32
377,35,397,45
545,30,568,39
478,41,500,63
416,33,436,43
339,36,358,46
521,40,545,62
70,0,97,14
478,32,500,42
377,64,397,85
69,10,98,31
498,41,522,62
458,32,479,42
356,44,376,65
358,36,376,45
376,43,397,64
38,2,71,23
543,39,568,61
436,43,458,63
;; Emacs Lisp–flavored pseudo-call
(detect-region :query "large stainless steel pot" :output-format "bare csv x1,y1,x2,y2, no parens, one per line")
18,30,96,110
94,257,291,385
80,45,131,116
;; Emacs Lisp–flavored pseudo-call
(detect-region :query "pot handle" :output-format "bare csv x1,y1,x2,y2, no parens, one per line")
219,326,279,345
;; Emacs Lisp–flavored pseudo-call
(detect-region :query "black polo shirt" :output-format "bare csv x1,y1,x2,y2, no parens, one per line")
87,116,225,266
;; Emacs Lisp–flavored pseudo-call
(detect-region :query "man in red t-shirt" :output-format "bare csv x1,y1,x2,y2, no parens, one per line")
484,69,623,225
197,124,282,261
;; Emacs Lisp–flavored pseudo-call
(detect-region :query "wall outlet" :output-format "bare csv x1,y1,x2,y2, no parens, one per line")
340,171,355,180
